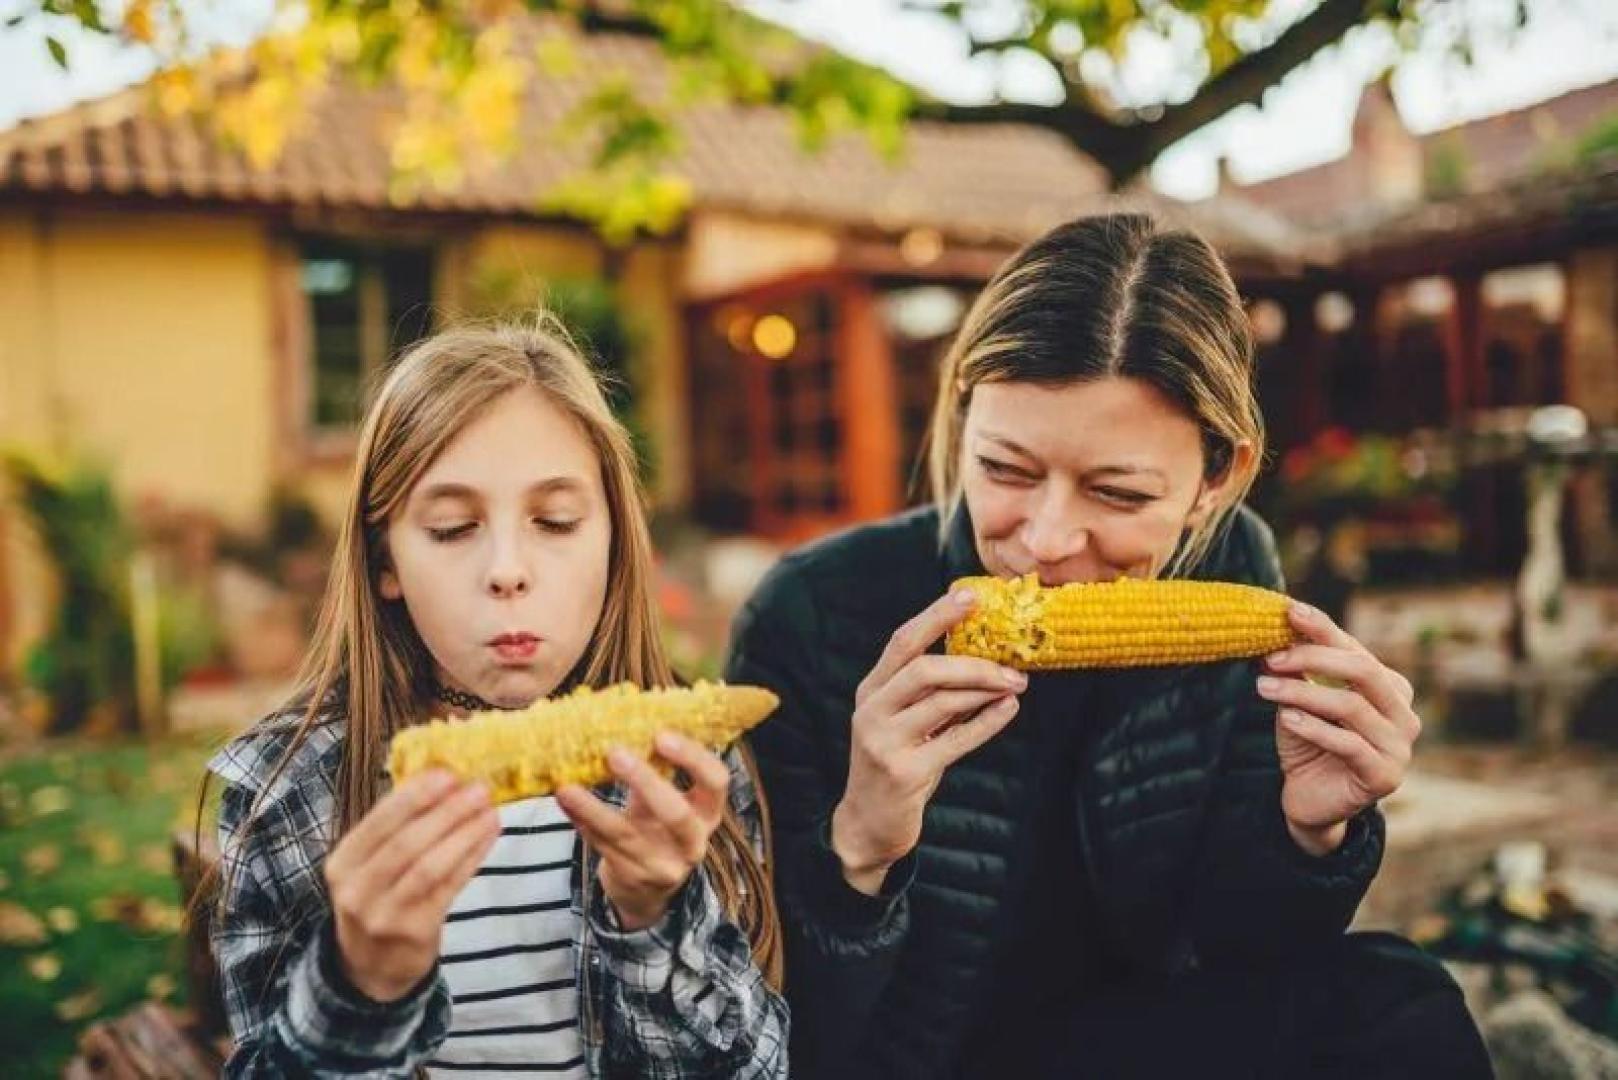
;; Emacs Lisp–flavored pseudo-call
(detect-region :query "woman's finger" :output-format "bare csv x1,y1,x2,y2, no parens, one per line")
870,653,1025,716
1263,644,1420,737
915,694,1020,774
1277,709,1401,797
1257,675,1408,761
860,589,981,702
892,687,1016,743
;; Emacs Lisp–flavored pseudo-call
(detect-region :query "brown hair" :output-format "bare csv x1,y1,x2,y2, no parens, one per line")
926,211,1264,575
203,318,781,990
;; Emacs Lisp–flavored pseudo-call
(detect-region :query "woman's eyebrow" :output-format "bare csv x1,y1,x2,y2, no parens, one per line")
979,432,1038,460
1083,465,1167,483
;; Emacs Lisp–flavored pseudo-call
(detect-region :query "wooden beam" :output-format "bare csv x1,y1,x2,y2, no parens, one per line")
837,279,901,521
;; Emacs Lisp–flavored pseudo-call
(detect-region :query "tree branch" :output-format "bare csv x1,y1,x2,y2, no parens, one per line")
925,0,1395,186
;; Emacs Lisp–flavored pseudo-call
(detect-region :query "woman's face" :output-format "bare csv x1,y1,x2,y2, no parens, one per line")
962,376,1245,585
381,385,611,710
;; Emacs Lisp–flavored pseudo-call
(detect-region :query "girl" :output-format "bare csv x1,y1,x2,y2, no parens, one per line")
208,321,787,1077
726,214,1492,1078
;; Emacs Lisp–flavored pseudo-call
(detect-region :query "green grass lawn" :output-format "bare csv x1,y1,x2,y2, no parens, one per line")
0,732,227,1078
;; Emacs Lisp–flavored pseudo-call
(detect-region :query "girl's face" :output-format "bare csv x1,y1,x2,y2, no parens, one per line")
962,376,1248,585
381,386,611,710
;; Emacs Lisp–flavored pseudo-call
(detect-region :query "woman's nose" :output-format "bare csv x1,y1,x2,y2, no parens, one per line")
1020,497,1089,566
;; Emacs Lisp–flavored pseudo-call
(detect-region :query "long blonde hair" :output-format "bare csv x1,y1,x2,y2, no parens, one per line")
213,318,781,986
926,212,1264,576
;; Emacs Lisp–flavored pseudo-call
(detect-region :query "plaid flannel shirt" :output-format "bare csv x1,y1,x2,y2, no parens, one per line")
209,707,788,1079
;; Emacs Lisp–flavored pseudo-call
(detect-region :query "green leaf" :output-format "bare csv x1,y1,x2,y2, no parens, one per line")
46,35,68,70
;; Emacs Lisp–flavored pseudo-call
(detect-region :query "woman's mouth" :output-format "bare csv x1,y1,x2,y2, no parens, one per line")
488,632,540,663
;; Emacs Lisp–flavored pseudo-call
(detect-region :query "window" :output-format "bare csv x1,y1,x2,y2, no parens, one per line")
300,239,435,430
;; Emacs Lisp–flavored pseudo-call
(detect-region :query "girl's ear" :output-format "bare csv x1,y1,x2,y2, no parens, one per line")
379,569,403,601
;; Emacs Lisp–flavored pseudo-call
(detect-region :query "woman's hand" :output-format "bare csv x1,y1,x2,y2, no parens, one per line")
324,770,502,1002
833,588,1027,895
1258,602,1421,856
556,732,729,932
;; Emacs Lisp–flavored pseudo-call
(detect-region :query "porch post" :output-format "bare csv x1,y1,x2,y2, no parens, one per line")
837,278,901,520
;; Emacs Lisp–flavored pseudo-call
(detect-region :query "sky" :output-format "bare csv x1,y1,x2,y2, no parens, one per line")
3,0,1617,199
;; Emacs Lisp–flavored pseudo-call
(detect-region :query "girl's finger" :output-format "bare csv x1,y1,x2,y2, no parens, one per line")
915,694,1019,774
331,770,460,877
1263,644,1420,736
349,780,494,900
426,812,504,911
377,804,501,911
861,589,981,701
1257,675,1407,761
1277,709,1400,797
556,784,641,859
609,748,710,860
893,687,1016,744
652,733,730,825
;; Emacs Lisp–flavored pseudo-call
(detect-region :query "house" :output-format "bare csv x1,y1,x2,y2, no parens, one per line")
0,19,1304,669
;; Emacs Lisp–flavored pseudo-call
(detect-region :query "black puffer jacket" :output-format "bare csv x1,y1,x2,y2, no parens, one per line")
726,504,1386,1080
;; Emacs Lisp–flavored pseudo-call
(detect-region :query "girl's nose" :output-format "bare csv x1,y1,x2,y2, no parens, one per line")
484,535,531,598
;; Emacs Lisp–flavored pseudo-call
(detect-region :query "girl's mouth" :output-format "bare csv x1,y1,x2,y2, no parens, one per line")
488,632,540,663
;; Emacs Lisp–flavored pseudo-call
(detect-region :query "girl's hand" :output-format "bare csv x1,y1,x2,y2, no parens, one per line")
556,732,729,932
1258,602,1421,856
833,588,1027,895
323,770,502,1002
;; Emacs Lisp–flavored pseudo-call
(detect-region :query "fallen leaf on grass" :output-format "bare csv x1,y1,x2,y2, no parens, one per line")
29,785,72,816
0,901,48,946
137,844,170,875
54,988,102,1022
145,973,177,1001
80,827,126,866
26,952,61,981
46,906,79,934
24,844,62,877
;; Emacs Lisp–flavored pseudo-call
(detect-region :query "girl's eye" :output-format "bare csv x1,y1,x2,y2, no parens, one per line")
427,523,477,543
1095,487,1153,507
978,456,1035,484
535,517,582,535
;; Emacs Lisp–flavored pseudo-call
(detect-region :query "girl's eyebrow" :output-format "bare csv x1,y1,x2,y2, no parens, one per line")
418,477,586,502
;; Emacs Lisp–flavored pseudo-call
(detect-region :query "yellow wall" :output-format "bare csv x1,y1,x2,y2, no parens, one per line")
0,207,276,668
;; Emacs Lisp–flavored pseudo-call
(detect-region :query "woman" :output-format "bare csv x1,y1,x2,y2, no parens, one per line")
726,214,1490,1079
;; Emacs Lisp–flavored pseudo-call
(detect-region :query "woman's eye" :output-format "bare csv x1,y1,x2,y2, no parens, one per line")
427,523,477,542
1095,487,1152,507
978,456,1034,484
535,517,582,535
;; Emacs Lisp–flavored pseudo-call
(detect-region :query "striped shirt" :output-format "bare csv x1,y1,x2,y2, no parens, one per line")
429,795,588,1078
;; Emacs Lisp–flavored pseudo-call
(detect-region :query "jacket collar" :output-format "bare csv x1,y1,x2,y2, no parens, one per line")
940,500,985,585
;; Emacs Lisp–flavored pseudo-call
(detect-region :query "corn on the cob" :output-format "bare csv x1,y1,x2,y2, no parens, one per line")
388,681,779,804
946,573,1294,671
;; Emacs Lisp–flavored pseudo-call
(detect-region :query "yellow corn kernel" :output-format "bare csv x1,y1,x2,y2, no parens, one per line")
946,573,1295,671
387,681,779,804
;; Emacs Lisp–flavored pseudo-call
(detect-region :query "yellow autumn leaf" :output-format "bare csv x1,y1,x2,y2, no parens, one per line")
27,952,62,982
146,972,178,1001
46,907,80,934
0,901,48,946
138,844,171,875
29,785,71,815
55,988,102,1022
123,0,157,44
24,843,62,877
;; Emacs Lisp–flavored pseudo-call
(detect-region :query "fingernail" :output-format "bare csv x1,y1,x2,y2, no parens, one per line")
1256,676,1280,694
1267,650,1290,665
607,747,635,772
954,589,976,607
655,731,683,754
1290,602,1317,622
